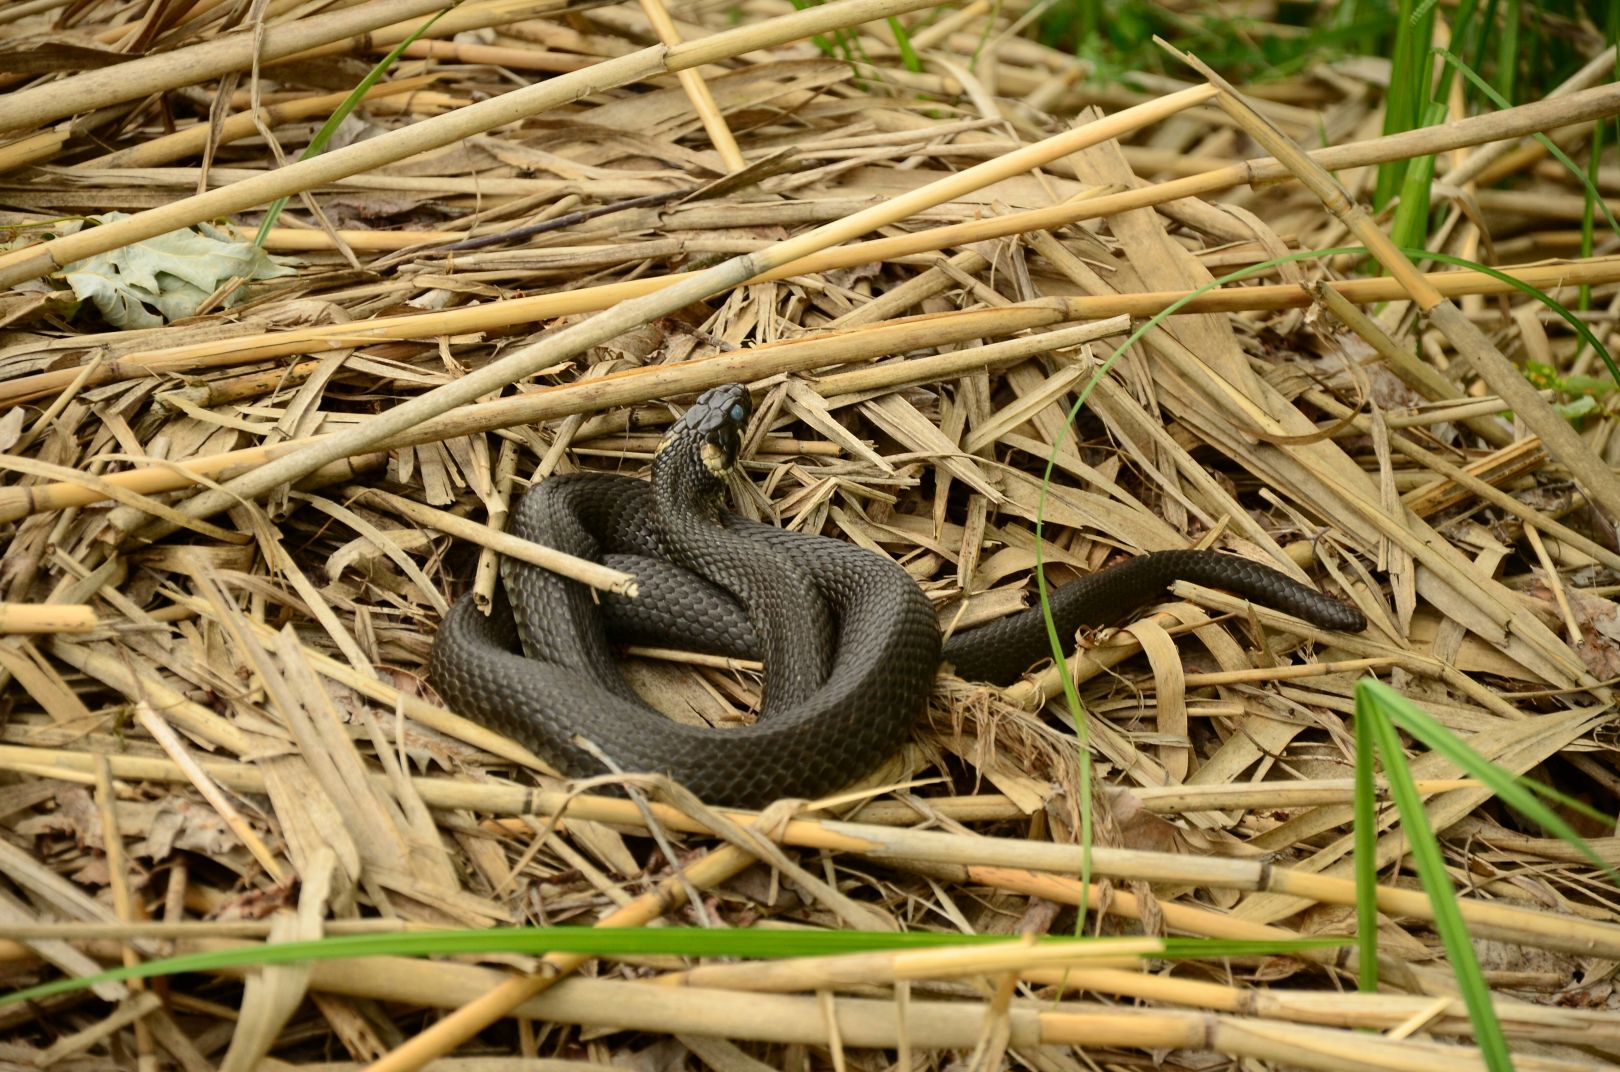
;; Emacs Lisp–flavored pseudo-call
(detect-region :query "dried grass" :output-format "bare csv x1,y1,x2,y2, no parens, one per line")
0,1,1617,1070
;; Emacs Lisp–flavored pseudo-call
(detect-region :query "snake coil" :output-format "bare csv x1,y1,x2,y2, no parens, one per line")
431,385,1366,806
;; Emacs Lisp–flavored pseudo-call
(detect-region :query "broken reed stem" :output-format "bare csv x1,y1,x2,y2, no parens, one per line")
2,306,1071,520
655,946,1608,1044
0,603,97,634
636,0,745,171
655,936,1160,991
74,76,440,170
4,71,1617,339
0,0,944,288
345,488,638,597
1302,387,1620,574
5,240,1615,414
130,704,287,882
3,746,1614,962
1310,280,1512,447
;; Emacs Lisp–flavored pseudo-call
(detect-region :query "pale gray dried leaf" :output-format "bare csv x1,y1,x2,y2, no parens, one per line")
60,213,298,329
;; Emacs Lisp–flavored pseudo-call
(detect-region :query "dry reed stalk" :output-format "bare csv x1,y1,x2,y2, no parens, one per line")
260,228,466,252
0,0,461,132
43,640,250,755
0,918,421,942
0,305,1097,520
0,603,96,634
660,952,1615,1045
107,63,1222,549
0,92,1217,407
635,0,745,171
4,6,1617,1065
88,758,158,1070
4,243,1612,535
1439,45,1617,188
1311,280,1512,447
394,38,595,72
1307,383,1620,571
0,0,946,288
0,129,66,173
7,242,1610,416
345,488,638,597
6,69,1612,311
130,703,288,882
74,76,440,170
655,935,1162,990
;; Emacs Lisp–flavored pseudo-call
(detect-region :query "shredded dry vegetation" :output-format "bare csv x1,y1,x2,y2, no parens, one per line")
0,0,1617,1070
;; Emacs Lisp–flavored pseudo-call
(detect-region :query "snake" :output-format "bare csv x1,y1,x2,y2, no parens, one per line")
429,384,1367,807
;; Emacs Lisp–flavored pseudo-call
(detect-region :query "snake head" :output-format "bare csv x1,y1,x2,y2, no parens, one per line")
663,384,752,477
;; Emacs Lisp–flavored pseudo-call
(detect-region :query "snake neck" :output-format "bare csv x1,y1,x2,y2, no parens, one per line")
650,452,834,711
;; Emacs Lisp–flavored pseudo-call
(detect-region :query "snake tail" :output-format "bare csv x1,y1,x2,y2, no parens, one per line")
939,549,1367,685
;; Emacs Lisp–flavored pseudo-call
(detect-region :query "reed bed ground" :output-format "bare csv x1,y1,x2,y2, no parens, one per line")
0,0,1617,1070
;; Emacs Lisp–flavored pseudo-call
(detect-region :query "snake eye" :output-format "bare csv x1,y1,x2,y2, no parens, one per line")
728,402,747,424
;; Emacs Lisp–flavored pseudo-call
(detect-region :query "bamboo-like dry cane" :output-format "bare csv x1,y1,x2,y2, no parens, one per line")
7,249,1620,528
194,949,1603,1072
0,0,461,133
1302,388,1620,574
73,77,439,170
6,67,1616,312
636,0,746,172
0,603,97,634
653,943,1614,1045
344,488,639,597
361,844,762,1072
0,306,1093,521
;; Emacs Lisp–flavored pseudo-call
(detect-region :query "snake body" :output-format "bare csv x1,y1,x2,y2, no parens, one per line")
430,385,1366,807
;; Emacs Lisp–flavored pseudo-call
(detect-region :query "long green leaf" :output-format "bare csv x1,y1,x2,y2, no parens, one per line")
253,6,452,247
1,928,1344,1008
1356,681,1513,1071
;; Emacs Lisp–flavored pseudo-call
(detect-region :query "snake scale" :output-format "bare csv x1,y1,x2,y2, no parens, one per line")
430,384,1367,806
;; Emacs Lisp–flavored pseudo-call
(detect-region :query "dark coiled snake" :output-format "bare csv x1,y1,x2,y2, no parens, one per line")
430,385,1366,806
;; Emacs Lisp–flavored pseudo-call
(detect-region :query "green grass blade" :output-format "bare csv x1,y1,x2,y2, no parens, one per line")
1388,100,1444,252
1028,244,1368,934
1352,687,1381,991
888,16,922,72
1376,0,1435,207
253,6,452,247
1399,247,1619,388
1357,681,1514,1071
2,928,1345,1009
